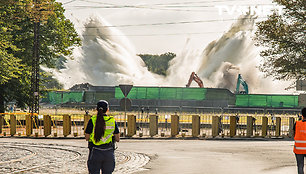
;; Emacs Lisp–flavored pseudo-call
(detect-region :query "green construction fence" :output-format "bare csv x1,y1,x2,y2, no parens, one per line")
115,86,207,100
235,94,299,108
47,91,84,105
84,91,115,104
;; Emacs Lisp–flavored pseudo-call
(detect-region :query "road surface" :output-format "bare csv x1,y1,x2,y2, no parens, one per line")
0,138,298,174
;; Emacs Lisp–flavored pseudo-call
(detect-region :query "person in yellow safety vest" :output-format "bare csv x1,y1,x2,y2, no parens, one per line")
85,100,120,174
294,107,306,174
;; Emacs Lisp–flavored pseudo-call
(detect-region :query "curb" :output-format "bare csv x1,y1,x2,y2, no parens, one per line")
0,136,294,141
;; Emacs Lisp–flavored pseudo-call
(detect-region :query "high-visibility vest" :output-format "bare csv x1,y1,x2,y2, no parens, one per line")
89,115,115,146
294,121,306,154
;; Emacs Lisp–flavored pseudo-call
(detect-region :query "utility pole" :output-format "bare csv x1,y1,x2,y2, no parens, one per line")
30,0,40,115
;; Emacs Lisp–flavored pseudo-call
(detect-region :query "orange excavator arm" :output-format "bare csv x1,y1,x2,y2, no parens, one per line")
186,72,204,88
193,73,204,88
186,72,195,87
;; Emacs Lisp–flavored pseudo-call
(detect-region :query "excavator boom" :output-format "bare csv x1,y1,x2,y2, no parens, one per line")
186,72,195,87
186,72,204,88
236,74,248,94
194,74,204,88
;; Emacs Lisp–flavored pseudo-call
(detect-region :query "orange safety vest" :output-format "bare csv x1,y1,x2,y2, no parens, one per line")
294,121,306,154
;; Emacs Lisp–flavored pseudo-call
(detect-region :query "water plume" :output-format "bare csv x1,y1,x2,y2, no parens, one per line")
51,14,292,94
215,62,240,92
167,14,258,92
52,16,164,88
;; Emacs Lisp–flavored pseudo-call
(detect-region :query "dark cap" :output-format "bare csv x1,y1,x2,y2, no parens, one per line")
97,100,109,111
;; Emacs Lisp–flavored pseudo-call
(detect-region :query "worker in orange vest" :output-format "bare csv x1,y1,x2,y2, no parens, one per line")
294,107,306,174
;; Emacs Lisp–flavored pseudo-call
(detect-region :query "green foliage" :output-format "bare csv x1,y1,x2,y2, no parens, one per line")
0,0,81,112
0,1,24,85
254,0,306,80
138,52,176,76
0,42,23,84
55,55,67,70
41,71,63,90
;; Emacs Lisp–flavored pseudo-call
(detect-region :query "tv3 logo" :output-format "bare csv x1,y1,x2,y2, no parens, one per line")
215,5,284,16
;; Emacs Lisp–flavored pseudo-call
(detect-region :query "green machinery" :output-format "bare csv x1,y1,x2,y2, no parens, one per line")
236,74,248,94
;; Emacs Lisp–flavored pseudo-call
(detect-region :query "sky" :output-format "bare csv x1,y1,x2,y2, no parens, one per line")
52,0,299,94
57,0,276,54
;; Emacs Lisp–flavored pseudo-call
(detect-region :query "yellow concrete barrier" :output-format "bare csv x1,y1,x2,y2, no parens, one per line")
289,117,295,138
127,115,136,137
26,115,33,136
10,115,16,136
0,114,3,134
84,114,92,133
230,116,236,137
246,116,253,137
171,115,179,137
192,115,200,137
43,115,51,137
275,117,281,137
212,116,219,137
150,115,158,137
262,116,268,137
63,114,71,137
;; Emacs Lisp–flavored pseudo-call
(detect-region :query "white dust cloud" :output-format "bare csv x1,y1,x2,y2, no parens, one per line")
50,16,164,88
50,14,293,94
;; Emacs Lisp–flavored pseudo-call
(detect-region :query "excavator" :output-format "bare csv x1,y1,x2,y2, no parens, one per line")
186,72,204,88
235,74,248,94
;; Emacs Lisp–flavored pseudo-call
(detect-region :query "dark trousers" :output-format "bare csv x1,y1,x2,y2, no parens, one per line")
88,148,115,174
295,154,306,174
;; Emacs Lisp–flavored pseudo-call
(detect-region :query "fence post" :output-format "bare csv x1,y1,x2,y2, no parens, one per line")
43,115,51,137
26,114,33,136
63,114,71,137
246,116,253,137
262,116,268,137
84,114,92,133
150,115,158,137
230,116,236,137
192,115,200,137
289,117,295,138
171,115,179,137
0,114,3,134
127,115,136,137
212,116,220,137
275,117,281,137
10,114,16,136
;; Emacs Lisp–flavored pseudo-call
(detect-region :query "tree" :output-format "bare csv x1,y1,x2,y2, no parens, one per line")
0,36,23,85
254,0,305,80
138,52,176,76
0,1,24,84
0,0,81,112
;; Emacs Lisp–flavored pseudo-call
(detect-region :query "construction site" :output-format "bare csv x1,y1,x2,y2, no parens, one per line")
1,72,305,173
1,0,305,173
44,84,303,112
1,73,305,138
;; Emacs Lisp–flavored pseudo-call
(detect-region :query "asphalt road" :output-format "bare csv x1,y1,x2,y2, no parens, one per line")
0,138,298,174
126,139,297,174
